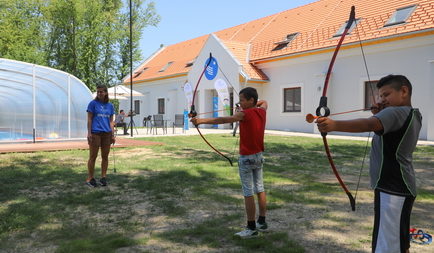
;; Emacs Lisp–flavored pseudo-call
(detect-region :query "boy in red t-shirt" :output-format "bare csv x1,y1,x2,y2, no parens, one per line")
191,87,268,238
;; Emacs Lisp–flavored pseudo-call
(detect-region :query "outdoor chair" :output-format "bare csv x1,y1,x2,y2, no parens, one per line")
143,115,152,134
172,114,185,134
152,114,167,135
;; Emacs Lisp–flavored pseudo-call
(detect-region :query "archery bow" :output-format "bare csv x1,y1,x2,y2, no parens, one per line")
316,6,356,211
189,53,234,166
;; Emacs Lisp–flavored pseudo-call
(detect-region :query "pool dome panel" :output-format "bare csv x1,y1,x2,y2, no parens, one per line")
0,58,92,142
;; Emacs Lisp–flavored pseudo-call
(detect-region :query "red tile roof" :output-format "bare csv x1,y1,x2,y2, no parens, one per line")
220,40,269,81
130,35,209,82
127,0,434,84
249,0,434,62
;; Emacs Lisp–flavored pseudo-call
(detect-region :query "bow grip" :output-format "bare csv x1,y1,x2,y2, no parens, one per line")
189,105,197,118
316,96,330,117
316,96,330,137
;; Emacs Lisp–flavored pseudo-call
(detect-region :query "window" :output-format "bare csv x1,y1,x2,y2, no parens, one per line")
159,61,173,72
133,68,147,78
283,87,301,112
185,59,195,67
134,100,140,114
334,19,360,37
384,5,416,27
272,33,299,51
158,98,165,114
364,81,379,109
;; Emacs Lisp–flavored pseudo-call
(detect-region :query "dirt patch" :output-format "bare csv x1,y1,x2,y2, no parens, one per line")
113,147,168,159
0,137,162,154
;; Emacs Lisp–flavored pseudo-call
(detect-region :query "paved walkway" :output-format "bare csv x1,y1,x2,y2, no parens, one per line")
126,127,434,146
1,127,433,154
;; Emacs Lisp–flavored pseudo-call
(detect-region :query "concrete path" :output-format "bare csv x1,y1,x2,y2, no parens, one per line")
1,127,432,154
125,127,434,146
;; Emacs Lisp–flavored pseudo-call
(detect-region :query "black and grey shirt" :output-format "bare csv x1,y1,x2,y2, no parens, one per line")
369,106,422,197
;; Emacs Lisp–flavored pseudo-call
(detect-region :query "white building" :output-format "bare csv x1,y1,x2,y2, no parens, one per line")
122,0,434,140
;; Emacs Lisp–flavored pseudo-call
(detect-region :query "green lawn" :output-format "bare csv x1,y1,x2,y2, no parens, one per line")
1,134,433,252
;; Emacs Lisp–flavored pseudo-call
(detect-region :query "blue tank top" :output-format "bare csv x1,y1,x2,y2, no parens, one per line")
86,100,114,133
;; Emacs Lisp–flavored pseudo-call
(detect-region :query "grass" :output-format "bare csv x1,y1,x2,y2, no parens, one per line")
0,133,433,252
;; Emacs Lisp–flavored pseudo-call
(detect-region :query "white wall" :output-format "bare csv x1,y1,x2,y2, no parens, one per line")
428,59,434,140
257,34,434,140
120,75,188,126
187,34,243,129
128,33,434,140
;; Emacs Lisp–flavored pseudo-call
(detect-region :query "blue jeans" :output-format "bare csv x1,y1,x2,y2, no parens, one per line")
238,152,265,197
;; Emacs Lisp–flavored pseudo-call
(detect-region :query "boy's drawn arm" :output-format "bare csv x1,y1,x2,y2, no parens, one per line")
370,102,385,115
256,100,268,110
317,117,383,133
191,112,244,126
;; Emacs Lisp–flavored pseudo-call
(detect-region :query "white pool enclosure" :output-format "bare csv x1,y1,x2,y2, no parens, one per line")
0,58,92,142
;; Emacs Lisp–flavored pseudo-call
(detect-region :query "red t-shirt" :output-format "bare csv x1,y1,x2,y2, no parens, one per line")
239,107,266,155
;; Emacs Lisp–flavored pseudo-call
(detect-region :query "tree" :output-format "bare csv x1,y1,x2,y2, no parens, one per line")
44,0,160,90
44,0,80,75
0,0,46,65
0,0,160,91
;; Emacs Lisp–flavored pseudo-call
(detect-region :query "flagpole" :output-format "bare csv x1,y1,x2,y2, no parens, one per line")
129,0,133,137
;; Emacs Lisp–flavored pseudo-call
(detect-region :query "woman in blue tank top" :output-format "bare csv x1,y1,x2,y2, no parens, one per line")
85,85,115,187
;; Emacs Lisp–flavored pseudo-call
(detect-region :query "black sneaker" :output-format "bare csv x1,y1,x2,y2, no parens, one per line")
256,222,268,232
86,178,98,187
99,177,107,186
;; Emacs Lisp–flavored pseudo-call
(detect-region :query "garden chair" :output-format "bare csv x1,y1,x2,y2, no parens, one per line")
172,114,185,134
152,114,167,135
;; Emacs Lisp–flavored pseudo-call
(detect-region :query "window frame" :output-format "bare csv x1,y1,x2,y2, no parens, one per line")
333,18,361,37
133,68,147,78
134,100,140,114
384,5,417,27
159,61,173,72
364,80,379,109
272,33,299,51
157,98,165,114
282,86,302,113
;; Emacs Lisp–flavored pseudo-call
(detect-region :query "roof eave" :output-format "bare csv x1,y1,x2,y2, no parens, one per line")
246,79,269,84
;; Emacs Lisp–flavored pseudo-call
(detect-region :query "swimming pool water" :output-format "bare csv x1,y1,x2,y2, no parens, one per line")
0,131,34,141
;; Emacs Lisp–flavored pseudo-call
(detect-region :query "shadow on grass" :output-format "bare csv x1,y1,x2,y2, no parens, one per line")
1,135,433,252
129,168,241,217
154,214,305,253
0,153,139,252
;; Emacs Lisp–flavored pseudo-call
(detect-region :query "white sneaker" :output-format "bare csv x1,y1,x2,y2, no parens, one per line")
234,228,258,238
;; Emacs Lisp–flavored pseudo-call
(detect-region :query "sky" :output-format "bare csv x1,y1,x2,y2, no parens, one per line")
139,0,318,60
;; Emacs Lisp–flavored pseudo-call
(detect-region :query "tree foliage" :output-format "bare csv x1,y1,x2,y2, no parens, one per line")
0,0,160,91
0,0,47,65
